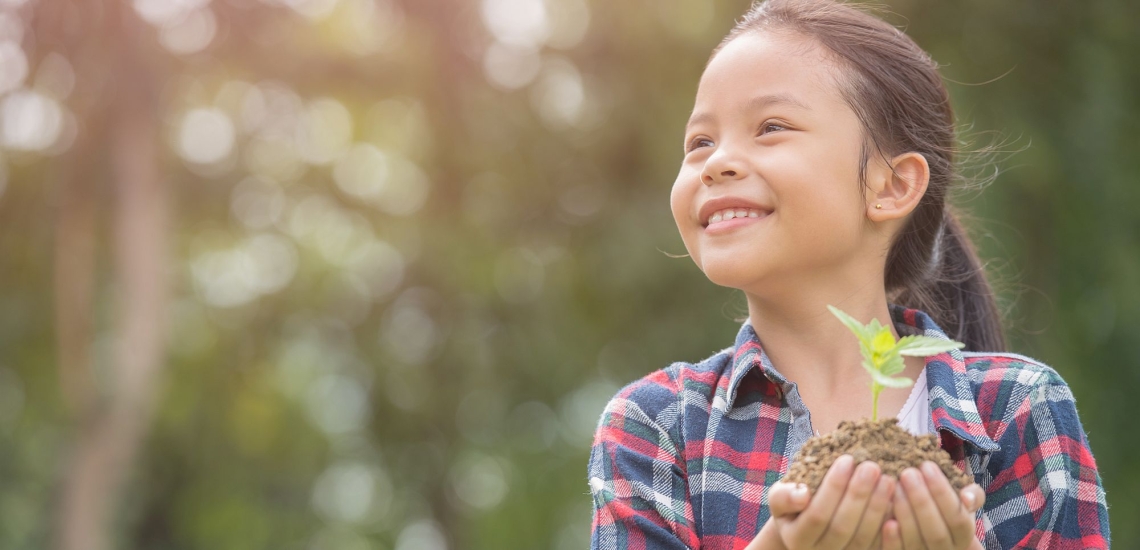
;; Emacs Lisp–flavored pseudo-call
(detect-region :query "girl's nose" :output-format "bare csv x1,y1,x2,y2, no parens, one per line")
701,145,747,183
702,168,738,184
704,170,736,181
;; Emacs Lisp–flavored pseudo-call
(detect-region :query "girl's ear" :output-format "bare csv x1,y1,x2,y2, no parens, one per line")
867,151,929,221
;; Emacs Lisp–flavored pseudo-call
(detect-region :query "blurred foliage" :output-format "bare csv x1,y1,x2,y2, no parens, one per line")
0,0,1136,548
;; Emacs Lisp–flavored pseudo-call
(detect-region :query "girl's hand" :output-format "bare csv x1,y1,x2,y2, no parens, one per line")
761,454,897,550
881,461,986,550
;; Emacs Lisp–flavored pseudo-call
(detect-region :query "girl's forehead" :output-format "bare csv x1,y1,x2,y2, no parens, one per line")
694,31,844,114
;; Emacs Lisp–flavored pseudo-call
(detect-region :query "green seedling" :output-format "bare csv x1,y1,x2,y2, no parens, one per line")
827,305,966,421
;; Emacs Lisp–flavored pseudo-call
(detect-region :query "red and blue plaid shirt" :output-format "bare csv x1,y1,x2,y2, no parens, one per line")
588,303,1110,549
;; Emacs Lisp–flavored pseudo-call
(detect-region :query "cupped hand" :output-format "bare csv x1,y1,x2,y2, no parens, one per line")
765,454,897,550
881,461,986,550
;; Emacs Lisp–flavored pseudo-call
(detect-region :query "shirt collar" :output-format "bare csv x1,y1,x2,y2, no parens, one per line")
725,303,1001,453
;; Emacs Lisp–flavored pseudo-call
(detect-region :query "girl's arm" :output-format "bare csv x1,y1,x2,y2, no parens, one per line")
871,367,1109,550
980,375,1111,549
588,375,699,550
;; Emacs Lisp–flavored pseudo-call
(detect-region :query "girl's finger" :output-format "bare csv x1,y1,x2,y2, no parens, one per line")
768,481,811,518
900,467,953,549
892,484,924,550
867,530,883,550
959,485,987,548
961,484,986,514
881,519,903,550
812,458,880,548
843,475,894,550
781,454,855,549
920,462,975,546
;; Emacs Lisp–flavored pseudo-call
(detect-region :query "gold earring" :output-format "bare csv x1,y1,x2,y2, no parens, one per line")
875,203,882,209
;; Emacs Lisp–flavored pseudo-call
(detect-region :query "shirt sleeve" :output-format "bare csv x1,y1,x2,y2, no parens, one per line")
982,378,1111,549
587,372,700,550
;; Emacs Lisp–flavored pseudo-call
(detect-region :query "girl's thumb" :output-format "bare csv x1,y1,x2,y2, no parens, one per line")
961,485,985,513
770,482,810,517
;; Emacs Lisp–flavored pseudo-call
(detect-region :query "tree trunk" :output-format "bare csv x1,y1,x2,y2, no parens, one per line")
54,1,169,547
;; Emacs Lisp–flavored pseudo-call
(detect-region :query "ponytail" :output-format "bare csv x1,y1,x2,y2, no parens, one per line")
887,205,1006,352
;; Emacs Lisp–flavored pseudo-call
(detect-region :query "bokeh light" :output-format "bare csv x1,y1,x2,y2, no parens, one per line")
332,143,430,215
529,55,585,129
0,89,65,151
395,518,449,550
447,450,511,511
0,41,28,94
177,107,236,165
311,460,393,523
482,41,542,90
190,232,298,307
298,97,353,165
32,52,75,99
379,288,440,365
133,0,210,26
158,7,218,55
304,373,371,434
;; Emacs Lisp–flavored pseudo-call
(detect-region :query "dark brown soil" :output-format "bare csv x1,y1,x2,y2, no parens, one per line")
782,417,971,493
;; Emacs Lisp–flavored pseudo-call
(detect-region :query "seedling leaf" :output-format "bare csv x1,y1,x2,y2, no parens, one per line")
827,304,965,421
827,305,872,344
870,371,913,388
879,353,906,377
870,328,895,355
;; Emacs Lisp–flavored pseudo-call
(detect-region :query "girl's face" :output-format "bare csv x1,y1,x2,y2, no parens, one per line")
671,31,883,292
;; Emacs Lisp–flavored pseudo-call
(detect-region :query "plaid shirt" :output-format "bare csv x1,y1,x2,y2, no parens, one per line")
588,303,1110,549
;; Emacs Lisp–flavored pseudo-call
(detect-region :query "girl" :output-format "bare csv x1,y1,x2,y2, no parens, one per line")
587,0,1110,549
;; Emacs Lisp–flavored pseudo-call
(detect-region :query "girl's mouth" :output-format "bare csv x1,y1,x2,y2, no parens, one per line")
703,211,771,235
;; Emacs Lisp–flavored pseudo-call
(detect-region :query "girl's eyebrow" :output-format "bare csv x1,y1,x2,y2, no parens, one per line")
685,93,812,131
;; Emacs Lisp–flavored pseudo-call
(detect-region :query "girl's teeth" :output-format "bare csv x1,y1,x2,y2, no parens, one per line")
707,208,767,227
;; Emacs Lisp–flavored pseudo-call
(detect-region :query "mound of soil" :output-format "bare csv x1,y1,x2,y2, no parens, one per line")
781,417,971,493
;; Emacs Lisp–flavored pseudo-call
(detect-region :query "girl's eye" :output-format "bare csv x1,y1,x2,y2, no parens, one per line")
686,137,714,153
759,121,787,134
685,122,787,153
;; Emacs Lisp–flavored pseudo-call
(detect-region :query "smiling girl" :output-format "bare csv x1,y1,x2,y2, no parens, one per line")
587,0,1110,549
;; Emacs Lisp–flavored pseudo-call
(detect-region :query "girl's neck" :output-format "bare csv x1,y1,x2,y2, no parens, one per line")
744,288,902,396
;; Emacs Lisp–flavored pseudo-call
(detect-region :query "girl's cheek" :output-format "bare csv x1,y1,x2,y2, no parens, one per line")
675,166,692,181
668,188,688,227
670,174,698,207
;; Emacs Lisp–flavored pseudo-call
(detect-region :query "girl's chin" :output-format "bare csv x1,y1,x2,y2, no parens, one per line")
699,262,771,289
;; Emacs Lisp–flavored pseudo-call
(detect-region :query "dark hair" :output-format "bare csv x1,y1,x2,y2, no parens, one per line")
715,0,1007,352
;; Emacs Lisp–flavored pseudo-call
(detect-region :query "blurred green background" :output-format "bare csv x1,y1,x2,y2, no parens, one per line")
0,0,1134,548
